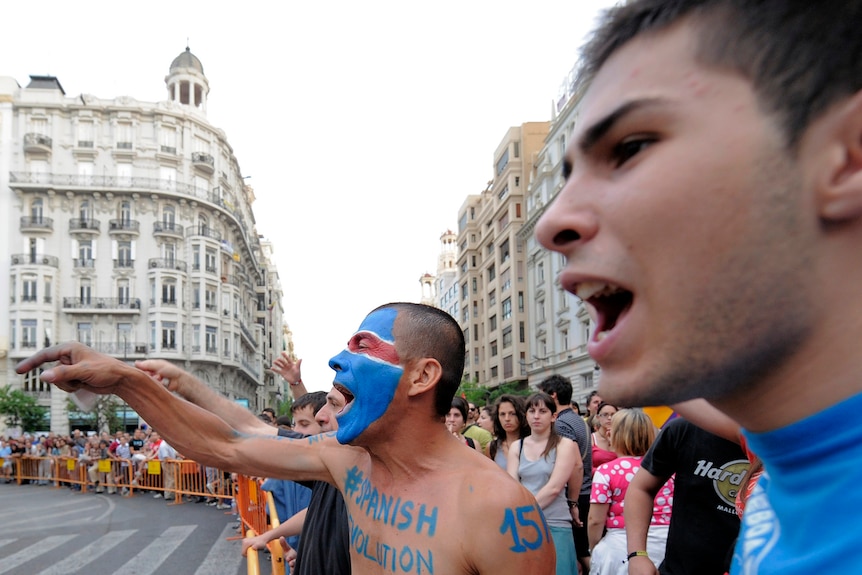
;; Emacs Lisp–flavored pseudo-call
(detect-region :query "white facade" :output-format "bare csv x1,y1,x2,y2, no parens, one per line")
0,49,285,434
519,71,599,407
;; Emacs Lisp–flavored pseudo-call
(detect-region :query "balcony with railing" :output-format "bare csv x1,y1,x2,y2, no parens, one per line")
147,258,187,272
108,219,140,235
62,297,142,313
188,225,222,241
24,133,52,153
113,258,135,269
192,152,215,174
11,253,59,267
69,218,101,234
90,341,150,356
240,321,257,347
73,258,95,269
153,221,184,238
20,216,53,233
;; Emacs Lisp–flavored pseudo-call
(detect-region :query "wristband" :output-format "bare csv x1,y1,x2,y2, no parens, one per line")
566,499,578,508
627,551,649,561
289,380,302,387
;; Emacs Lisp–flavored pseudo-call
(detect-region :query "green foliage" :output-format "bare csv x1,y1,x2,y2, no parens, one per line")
0,385,48,432
66,395,123,433
455,377,530,407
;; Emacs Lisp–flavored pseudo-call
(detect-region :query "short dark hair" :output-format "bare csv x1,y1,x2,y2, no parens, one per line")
292,391,327,415
579,0,862,148
377,302,465,417
537,374,573,405
450,396,469,421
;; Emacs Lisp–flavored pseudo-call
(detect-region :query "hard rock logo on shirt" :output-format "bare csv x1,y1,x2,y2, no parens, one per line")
693,458,751,508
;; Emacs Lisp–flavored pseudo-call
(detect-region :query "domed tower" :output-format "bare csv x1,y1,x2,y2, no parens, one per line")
165,46,210,112
438,229,457,275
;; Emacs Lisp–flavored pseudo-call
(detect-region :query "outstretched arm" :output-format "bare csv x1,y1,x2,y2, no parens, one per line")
136,359,273,436
16,343,335,483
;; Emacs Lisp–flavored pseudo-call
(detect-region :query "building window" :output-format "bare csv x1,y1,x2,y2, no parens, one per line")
488,265,496,282
463,328,470,344
117,240,133,267
205,286,217,311
537,300,545,322
537,262,545,285
491,366,499,378
461,282,468,300
500,239,510,262
162,321,177,350
80,279,92,305
117,279,130,305
502,327,512,349
162,281,177,305
119,201,131,225
489,290,496,307
44,277,52,304
205,249,217,273
471,277,478,294
503,355,513,379
205,326,218,353
193,325,201,352
22,276,37,302
78,239,93,266
518,291,524,312
31,198,44,222
519,321,525,343
489,315,497,331
117,323,132,350
21,319,37,348
490,340,498,357
561,329,569,351
77,322,93,346
192,282,201,309
502,297,512,320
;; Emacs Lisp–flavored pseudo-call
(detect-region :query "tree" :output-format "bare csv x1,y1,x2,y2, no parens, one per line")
0,385,48,432
67,394,123,433
455,377,530,407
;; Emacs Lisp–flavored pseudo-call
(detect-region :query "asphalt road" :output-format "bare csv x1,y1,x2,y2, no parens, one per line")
0,482,250,575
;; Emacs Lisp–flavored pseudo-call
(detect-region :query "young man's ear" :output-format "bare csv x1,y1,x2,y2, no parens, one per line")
406,358,443,398
818,91,862,221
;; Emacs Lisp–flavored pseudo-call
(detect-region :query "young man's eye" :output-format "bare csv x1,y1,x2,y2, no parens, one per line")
611,137,655,167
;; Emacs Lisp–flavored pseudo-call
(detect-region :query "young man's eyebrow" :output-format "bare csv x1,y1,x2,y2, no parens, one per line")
577,98,666,156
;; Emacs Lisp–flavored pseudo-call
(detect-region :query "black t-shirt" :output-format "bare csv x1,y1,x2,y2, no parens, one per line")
129,438,145,453
275,428,351,575
641,418,747,575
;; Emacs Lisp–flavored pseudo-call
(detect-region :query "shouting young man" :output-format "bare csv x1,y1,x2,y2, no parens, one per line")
535,2,862,573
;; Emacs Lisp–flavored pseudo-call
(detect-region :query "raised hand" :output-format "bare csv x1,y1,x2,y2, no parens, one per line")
272,352,301,382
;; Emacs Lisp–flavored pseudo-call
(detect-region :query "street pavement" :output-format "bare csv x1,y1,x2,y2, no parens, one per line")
0,482,251,575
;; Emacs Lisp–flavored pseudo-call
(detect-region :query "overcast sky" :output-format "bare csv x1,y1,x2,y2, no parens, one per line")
3,0,617,392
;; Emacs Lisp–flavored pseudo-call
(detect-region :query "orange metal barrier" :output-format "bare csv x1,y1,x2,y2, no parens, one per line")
235,475,269,536
243,493,285,575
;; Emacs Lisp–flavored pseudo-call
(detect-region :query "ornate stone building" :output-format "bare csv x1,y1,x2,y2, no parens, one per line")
0,48,286,434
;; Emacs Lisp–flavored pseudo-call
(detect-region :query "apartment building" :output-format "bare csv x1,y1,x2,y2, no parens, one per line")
519,66,599,407
0,48,286,433
456,122,549,389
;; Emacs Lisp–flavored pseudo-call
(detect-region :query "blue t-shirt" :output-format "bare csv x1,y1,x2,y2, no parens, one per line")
732,390,862,574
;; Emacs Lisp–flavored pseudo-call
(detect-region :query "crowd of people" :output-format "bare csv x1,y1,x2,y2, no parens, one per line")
0,426,238,512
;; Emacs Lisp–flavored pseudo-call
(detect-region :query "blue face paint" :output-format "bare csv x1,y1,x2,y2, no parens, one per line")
329,308,404,444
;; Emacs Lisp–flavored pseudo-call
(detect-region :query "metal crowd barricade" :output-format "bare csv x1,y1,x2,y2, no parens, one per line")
243,490,285,575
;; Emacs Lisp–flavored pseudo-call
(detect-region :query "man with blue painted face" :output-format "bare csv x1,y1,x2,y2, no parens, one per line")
17,302,556,574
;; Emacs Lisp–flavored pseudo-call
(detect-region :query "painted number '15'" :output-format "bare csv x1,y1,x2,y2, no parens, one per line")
499,504,550,552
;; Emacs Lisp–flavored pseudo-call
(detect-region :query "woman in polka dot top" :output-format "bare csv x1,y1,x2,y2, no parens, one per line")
587,409,674,574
